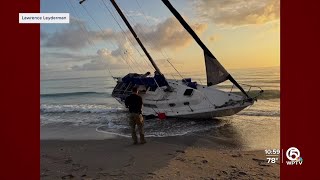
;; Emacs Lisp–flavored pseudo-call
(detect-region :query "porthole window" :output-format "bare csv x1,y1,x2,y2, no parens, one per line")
183,89,194,96
169,103,176,107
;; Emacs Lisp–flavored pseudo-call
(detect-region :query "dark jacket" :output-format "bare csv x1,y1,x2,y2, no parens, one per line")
125,94,143,114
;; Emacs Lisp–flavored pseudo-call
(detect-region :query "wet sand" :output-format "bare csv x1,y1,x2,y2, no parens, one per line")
41,136,279,180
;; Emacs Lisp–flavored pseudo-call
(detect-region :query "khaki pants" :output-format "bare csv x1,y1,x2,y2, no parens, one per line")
129,113,145,143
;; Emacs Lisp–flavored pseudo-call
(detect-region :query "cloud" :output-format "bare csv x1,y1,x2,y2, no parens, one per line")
41,48,128,71
41,17,207,51
41,52,97,63
41,51,101,72
42,16,117,50
110,39,134,57
71,60,125,72
70,47,130,71
135,17,207,50
43,28,116,50
193,0,280,26
126,10,160,23
42,28,136,71
71,59,109,71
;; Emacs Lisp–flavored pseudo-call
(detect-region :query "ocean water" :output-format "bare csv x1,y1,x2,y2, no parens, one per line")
40,67,280,150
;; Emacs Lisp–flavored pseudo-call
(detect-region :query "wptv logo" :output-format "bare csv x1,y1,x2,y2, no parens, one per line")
285,147,303,165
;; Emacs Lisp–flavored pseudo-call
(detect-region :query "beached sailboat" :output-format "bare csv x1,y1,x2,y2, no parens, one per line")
83,0,263,119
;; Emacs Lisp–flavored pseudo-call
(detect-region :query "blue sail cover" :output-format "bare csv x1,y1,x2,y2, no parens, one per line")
182,78,197,89
122,73,168,88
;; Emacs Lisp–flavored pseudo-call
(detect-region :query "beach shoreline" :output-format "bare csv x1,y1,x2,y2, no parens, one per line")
41,136,279,180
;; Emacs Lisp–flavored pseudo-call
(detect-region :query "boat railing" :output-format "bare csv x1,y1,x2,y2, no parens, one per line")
229,83,264,101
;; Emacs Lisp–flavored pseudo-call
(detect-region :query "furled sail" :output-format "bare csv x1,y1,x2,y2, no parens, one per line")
204,52,229,86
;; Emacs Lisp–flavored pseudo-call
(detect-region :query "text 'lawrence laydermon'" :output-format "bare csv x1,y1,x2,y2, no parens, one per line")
21,15,66,21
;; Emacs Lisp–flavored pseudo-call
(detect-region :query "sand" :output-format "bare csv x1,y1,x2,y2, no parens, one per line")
41,136,279,180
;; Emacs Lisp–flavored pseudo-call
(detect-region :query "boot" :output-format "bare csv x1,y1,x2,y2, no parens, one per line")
140,134,146,144
132,133,138,145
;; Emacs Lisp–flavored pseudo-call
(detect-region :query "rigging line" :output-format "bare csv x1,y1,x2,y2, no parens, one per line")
72,5,117,83
117,6,171,76
65,0,115,85
67,1,96,45
105,0,157,73
166,59,185,82
107,2,172,92
120,8,166,70
106,1,168,92
67,0,115,79
87,0,157,90
98,1,149,74
119,6,165,62
65,1,91,44
71,11,115,82
143,7,201,84
102,0,154,72
102,0,152,72
133,0,170,59
117,8,158,72
102,0,144,57
99,2,141,72
67,0,112,76
80,3,137,73
133,0,184,79
101,7,135,53
106,1,170,90
133,0,175,67
102,3,170,93
170,74,177,81
99,2,144,72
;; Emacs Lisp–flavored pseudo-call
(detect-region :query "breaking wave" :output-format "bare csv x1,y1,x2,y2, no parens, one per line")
41,92,110,98
40,104,124,113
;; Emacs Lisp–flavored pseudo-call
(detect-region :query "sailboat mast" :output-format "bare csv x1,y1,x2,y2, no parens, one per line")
110,0,162,75
161,0,249,98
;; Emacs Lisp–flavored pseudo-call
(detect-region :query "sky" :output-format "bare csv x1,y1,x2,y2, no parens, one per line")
40,0,280,79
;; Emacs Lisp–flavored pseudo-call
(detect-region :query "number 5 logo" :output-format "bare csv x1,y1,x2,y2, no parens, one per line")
286,147,300,161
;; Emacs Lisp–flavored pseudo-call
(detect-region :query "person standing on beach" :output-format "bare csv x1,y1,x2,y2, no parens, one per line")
125,87,146,145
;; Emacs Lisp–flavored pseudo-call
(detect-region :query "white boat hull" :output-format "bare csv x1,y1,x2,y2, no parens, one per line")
113,79,254,119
